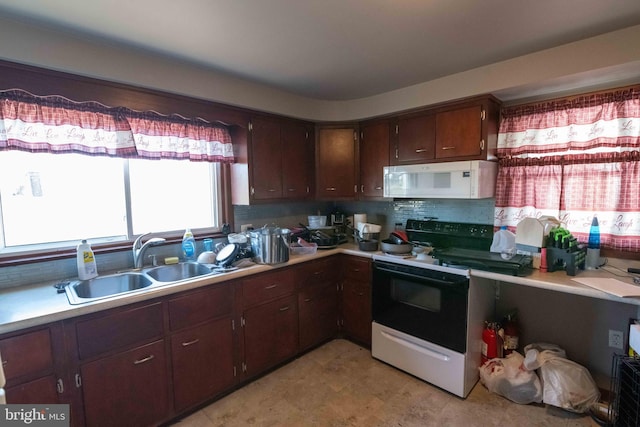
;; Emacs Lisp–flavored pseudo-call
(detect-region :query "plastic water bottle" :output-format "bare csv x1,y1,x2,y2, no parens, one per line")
586,216,600,269
182,228,196,261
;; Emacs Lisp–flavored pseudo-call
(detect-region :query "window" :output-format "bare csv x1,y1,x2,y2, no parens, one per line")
494,86,640,252
0,151,222,253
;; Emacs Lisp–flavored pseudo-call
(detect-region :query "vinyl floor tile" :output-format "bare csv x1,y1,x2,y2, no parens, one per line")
171,339,600,427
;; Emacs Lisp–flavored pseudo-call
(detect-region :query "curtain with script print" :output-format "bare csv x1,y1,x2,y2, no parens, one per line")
125,111,234,163
0,89,136,157
495,86,640,252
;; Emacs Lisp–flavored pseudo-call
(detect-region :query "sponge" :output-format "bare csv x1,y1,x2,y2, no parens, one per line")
164,257,179,265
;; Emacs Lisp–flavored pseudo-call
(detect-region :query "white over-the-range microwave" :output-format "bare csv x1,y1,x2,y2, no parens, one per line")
383,160,498,199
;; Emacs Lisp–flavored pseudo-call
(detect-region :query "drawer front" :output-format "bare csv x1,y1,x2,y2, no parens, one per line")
168,284,234,331
342,256,371,282
0,329,53,382
76,303,164,360
242,269,295,307
296,257,337,287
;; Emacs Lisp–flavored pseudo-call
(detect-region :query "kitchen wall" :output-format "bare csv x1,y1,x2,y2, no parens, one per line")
0,16,638,121
233,198,496,236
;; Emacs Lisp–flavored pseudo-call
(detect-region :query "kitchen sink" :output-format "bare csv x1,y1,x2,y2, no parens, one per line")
66,272,154,304
144,262,213,282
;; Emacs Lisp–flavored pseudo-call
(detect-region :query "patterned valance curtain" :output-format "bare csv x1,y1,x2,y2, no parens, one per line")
0,89,136,156
494,86,640,252
0,89,235,163
126,111,234,162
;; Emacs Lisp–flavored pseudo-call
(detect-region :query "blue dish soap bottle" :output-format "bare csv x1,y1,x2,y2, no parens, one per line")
182,228,196,261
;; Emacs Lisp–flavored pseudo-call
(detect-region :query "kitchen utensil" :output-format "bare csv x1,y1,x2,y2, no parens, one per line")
216,243,239,266
381,239,413,254
358,239,379,251
249,227,291,264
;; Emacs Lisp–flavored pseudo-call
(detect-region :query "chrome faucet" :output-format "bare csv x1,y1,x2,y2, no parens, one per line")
132,233,166,269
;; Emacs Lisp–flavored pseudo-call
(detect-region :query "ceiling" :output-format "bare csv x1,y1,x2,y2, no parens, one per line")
0,0,639,101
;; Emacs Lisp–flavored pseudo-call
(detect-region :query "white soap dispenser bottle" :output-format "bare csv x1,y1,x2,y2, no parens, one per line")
77,239,98,280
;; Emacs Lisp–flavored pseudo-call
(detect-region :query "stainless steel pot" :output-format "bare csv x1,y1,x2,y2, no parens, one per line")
250,227,291,264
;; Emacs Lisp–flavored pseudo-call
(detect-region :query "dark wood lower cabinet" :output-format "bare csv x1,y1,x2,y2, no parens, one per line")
299,282,338,351
80,340,170,427
341,280,372,346
171,317,235,412
5,375,58,404
242,295,298,378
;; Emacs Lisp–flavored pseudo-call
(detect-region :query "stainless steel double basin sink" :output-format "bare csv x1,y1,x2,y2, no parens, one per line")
65,262,217,305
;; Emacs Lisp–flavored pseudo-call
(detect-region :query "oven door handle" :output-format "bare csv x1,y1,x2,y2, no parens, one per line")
374,264,466,288
380,330,450,362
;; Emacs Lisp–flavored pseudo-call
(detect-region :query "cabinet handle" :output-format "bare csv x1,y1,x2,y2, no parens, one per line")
279,305,291,312
313,271,321,275
264,284,278,289
304,298,312,302
287,188,296,192
480,139,485,150
75,373,82,388
358,292,365,296
250,187,255,195
181,339,200,347
415,148,428,153
360,185,364,193
2,360,7,366
267,189,277,192
56,378,64,394
375,186,382,190
325,187,336,191
441,146,456,150
133,355,155,365
395,147,399,159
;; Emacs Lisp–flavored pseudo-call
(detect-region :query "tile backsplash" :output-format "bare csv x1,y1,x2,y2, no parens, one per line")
0,198,495,290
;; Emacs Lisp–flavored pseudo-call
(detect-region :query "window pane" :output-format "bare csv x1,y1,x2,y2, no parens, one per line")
128,159,218,234
0,152,127,247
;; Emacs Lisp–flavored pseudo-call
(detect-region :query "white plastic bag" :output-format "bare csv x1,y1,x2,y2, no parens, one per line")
479,352,543,404
523,343,600,413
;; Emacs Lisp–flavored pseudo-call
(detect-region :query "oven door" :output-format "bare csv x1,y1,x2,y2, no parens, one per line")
372,261,469,353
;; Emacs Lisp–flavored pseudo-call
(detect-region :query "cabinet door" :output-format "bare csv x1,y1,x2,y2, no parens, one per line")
80,340,169,427
282,121,313,200
250,116,283,200
359,121,389,198
435,105,483,159
341,256,372,346
341,280,372,346
5,375,58,404
0,328,54,383
393,113,435,164
316,127,357,199
243,295,298,377
171,318,235,411
299,282,338,351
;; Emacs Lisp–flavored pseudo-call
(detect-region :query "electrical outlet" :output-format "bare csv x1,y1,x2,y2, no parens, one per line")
609,329,624,349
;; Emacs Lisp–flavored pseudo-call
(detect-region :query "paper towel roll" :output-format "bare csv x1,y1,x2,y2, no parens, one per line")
354,214,367,229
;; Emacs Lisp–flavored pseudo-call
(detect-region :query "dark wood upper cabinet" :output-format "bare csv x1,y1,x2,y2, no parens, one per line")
435,104,484,160
316,127,358,200
248,116,313,202
359,120,390,199
250,116,283,200
391,113,436,165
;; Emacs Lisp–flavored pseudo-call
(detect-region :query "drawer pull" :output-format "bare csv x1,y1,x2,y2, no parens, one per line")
279,306,290,312
181,339,200,347
56,378,64,394
325,187,336,191
415,148,427,153
267,189,277,192
313,271,321,275
441,146,456,150
133,355,155,365
264,284,278,290
304,298,312,302
2,360,7,366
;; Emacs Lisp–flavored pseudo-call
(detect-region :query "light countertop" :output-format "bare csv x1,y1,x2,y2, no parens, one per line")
1,244,638,335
